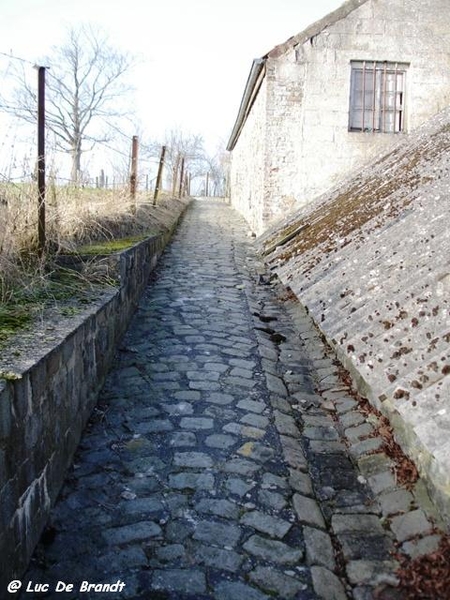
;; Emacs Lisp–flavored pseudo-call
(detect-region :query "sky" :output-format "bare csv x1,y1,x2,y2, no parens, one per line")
0,0,344,179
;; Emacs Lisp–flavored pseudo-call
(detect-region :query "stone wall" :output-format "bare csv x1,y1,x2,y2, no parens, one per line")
229,77,267,234
230,0,450,233
259,108,450,522
0,209,187,588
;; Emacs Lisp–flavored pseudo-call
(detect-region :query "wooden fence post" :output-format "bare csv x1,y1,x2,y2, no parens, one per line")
36,65,46,255
153,145,166,205
130,135,138,211
178,157,185,198
172,152,180,197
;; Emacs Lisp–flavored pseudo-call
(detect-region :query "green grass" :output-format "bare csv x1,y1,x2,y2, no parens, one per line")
0,305,32,346
0,265,110,349
75,233,156,255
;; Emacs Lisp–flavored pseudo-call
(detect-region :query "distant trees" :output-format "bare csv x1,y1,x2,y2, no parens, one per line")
6,25,134,184
143,129,229,196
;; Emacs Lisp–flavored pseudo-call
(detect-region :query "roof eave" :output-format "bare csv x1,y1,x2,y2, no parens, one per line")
226,58,266,152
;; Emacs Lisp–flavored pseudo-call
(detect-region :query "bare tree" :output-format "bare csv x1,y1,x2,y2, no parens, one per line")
6,24,134,184
158,129,206,191
202,145,230,197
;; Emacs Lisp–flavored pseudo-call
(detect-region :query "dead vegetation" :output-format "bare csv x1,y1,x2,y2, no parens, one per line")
0,182,188,346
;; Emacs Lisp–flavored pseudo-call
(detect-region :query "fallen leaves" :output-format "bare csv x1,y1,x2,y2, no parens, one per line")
395,535,450,599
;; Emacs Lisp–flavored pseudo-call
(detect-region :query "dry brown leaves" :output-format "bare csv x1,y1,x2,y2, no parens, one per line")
395,535,450,599
356,397,419,488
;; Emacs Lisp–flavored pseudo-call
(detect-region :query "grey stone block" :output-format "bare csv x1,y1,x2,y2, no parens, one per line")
311,566,348,600
304,526,336,570
293,494,326,528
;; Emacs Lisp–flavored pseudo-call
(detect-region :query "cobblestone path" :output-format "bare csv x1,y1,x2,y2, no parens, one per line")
23,199,441,599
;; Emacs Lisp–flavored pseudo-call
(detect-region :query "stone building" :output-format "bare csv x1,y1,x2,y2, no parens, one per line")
227,0,450,234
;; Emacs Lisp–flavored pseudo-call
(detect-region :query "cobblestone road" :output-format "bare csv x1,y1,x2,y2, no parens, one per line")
22,199,442,599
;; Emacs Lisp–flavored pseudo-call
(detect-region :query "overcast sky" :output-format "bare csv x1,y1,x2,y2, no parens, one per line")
0,0,344,175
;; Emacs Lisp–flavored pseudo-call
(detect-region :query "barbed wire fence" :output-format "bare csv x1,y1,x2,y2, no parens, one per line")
0,50,199,255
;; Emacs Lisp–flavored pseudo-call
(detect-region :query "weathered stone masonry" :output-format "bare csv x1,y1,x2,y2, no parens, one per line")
0,208,187,589
228,0,450,233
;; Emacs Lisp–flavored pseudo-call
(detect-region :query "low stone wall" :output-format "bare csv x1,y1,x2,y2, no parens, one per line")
0,209,187,588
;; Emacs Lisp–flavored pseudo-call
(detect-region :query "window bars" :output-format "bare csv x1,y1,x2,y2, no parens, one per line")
349,61,408,133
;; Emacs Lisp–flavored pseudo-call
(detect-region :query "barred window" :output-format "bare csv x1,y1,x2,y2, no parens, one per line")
349,61,408,133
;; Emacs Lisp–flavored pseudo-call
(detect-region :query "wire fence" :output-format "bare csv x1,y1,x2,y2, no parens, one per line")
0,44,228,275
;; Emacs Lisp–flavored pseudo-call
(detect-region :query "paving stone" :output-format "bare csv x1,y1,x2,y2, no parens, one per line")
262,472,289,490
266,373,288,398
357,453,393,477
173,390,201,401
188,380,221,391
303,526,336,570
155,543,186,562
331,514,385,535
195,498,240,519
173,451,213,468
345,422,374,442
205,433,236,449
165,519,194,542
103,521,162,545
293,494,326,529
237,399,266,413
349,437,384,458
229,358,258,370
187,370,221,382
222,457,261,476
237,441,275,463
402,534,441,558
215,581,270,600
258,489,288,510
346,560,399,586
367,470,397,494
224,376,257,388
249,566,308,598
135,419,174,434
162,402,194,416
309,440,347,453
207,392,235,405
194,543,243,571
243,535,303,563
240,510,292,538
280,435,308,470
168,472,215,491
223,422,266,439
193,520,241,547
274,411,300,437
150,569,206,594
225,477,256,497
230,367,254,378
334,398,359,414
289,469,314,496
179,417,214,430
240,413,270,428
390,509,433,542
310,566,348,600
378,488,414,516
270,396,292,413
169,431,197,447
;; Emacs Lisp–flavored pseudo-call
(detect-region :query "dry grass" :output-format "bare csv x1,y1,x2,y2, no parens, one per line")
0,181,187,321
